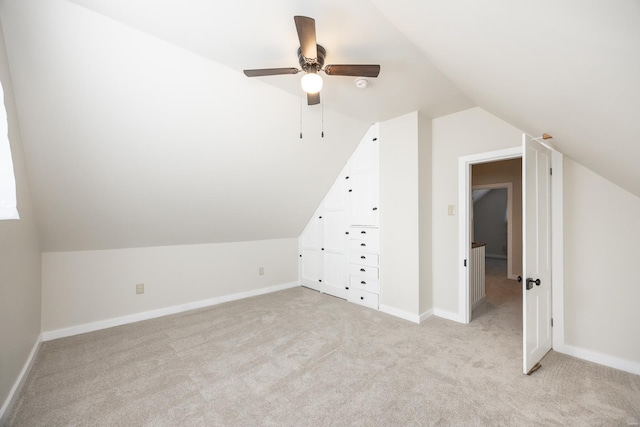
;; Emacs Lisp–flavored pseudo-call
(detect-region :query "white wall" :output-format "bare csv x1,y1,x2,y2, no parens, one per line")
562,158,640,365
42,238,298,334
473,188,508,257
432,107,523,315
0,22,42,422
380,111,432,320
380,112,420,316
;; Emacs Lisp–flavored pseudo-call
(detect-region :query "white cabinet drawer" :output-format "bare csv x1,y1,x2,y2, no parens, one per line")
349,275,380,294
349,264,379,279
347,288,379,310
349,239,379,253
350,252,379,267
349,228,379,241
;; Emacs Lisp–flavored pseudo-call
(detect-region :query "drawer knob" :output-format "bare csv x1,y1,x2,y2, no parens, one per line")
372,207,378,211
360,296,364,300
360,268,365,272
361,231,366,234
345,287,349,290
360,243,366,247
360,256,366,259
361,281,366,284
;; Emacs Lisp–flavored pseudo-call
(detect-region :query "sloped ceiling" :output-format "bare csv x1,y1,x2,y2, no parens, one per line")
1,0,639,252
372,0,640,197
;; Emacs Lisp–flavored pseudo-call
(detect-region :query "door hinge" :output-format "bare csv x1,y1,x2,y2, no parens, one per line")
464,259,467,267
551,318,554,327
550,168,553,176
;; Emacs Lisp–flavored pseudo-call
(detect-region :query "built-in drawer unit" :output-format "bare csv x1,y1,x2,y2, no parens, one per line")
347,288,379,310
347,224,380,310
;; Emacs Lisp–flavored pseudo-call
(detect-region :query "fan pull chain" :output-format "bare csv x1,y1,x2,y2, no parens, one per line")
321,101,324,138
299,94,303,139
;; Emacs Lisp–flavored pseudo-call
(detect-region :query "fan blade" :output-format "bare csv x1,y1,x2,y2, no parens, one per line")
307,92,320,106
324,64,380,77
243,68,299,77
294,16,318,61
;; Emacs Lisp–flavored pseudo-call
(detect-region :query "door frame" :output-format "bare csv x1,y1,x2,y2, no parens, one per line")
458,147,521,324
457,144,564,348
471,182,515,279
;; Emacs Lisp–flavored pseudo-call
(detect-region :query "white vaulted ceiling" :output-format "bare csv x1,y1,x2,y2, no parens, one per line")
1,0,638,251
372,0,640,196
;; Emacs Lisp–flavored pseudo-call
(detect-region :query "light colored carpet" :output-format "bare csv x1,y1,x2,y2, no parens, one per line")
8,261,640,426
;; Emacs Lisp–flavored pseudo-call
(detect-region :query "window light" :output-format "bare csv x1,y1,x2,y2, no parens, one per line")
0,81,19,220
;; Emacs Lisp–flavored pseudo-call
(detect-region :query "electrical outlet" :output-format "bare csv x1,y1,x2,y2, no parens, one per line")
448,205,456,216
136,283,144,294
259,267,264,276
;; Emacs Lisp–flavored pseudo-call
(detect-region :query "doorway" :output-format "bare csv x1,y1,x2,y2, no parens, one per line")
457,147,522,324
458,141,564,374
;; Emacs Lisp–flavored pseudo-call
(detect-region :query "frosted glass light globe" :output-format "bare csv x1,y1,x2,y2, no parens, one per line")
301,72,323,94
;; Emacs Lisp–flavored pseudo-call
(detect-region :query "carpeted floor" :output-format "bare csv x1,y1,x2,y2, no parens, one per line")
8,260,640,426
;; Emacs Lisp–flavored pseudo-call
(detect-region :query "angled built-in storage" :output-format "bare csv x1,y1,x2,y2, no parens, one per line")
299,124,380,308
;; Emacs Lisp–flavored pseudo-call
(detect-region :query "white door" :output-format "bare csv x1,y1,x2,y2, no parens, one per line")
522,135,552,374
347,129,379,227
300,213,323,291
322,210,348,299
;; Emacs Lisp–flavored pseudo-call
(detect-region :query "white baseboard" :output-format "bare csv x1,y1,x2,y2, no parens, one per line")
43,282,300,341
0,334,42,425
554,343,640,376
379,304,420,324
419,309,434,323
433,308,464,323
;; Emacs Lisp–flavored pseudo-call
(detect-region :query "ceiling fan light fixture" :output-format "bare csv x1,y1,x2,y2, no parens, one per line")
301,70,323,94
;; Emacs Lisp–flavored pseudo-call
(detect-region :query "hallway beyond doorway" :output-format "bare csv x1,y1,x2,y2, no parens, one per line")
472,258,521,334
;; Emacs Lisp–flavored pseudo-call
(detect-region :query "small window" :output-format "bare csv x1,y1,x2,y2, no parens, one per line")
0,81,19,220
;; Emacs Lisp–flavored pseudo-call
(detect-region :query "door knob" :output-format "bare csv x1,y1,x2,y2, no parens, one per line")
517,276,522,283
526,278,540,290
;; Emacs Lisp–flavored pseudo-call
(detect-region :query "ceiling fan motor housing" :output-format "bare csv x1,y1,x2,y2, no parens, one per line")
298,45,326,72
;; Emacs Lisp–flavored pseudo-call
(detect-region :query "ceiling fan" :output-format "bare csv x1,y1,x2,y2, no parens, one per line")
243,16,381,106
